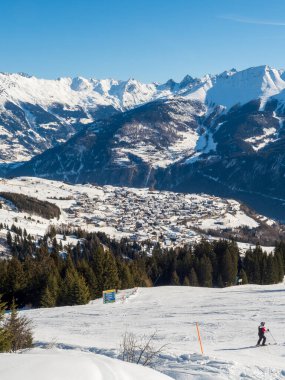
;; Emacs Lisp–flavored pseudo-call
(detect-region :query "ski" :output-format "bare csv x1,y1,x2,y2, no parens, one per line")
255,343,277,347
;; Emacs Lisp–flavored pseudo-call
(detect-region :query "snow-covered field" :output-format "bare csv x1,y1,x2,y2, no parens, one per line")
9,284,285,380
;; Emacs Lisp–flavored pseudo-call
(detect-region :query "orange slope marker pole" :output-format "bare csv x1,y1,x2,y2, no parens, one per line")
196,322,204,355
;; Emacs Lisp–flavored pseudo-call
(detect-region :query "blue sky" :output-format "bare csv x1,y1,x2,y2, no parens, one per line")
1,0,285,82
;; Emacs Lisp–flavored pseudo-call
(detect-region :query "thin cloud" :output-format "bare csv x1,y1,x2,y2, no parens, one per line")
220,15,285,26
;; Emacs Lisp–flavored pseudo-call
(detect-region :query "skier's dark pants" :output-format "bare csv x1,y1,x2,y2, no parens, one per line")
257,334,266,346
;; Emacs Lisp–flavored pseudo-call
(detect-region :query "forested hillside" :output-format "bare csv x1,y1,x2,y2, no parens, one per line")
0,227,284,309
0,192,60,219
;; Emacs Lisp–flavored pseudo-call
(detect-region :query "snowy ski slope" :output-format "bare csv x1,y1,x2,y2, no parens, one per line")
16,285,285,379
0,348,172,380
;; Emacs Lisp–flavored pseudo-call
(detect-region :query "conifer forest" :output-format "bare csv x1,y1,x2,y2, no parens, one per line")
0,226,284,309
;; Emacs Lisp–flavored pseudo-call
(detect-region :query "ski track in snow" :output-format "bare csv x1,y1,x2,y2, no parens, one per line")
20,285,285,379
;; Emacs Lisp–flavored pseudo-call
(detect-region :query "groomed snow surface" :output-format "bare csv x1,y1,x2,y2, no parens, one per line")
0,348,171,380
1,285,284,379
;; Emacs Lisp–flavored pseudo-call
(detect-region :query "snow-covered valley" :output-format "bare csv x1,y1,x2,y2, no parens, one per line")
0,177,279,257
1,67,285,224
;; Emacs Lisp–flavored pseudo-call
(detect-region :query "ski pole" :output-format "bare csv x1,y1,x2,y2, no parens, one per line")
269,331,277,344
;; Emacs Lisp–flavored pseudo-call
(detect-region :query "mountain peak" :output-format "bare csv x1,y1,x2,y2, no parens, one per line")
179,74,196,88
17,72,32,78
166,78,177,86
0,65,284,113
217,68,237,79
71,76,92,91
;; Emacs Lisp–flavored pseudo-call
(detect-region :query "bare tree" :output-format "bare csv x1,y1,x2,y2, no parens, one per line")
119,330,167,367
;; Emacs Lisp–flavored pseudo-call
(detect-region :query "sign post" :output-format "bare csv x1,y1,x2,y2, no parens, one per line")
103,289,116,304
196,322,204,355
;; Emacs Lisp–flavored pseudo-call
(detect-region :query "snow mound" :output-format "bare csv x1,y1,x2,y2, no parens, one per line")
0,348,172,380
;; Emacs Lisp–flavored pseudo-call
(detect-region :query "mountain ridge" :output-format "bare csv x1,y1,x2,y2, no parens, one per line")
1,65,285,111
3,65,285,220
1,65,285,164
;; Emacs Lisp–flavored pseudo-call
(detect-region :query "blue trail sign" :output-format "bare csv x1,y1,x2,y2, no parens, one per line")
103,289,116,304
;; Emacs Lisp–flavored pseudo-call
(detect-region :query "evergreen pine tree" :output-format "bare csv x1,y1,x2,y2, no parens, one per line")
60,268,90,306
60,268,76,306
0,297,10,352
40,286,56,308
6,231,12,246
263,254,276,285
4,300,33,352
177,250,193,280
103,252,119,290
77,260,98,299
118,262,135,290
239,269,248,285
189,268,199,286
243,249,255,283
274,250,284,283
71,275,90,305
170,270,180,285
253,245,264,284
182,276,190,286
4,257,26,305
217,274,224,288
221,249,236,286
91,246,105,293
198,256,213,287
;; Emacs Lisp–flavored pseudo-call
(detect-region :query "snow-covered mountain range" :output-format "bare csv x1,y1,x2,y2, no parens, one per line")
2,65,285,220
2,65,285,112
1,65,285,162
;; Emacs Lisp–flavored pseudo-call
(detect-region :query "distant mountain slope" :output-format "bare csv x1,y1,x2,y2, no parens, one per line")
4,65,285,220
1,65,285,163
9,96,285,220
10,98,204,185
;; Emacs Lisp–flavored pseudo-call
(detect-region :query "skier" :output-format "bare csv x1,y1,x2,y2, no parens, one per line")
256,322,269,346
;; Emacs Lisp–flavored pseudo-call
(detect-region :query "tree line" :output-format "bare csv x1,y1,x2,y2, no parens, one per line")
147,239,284,287
0,227,284,309
0,192,61,219
0,229,149,308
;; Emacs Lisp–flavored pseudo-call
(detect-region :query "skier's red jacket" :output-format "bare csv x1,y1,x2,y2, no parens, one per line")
259,326,267,335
